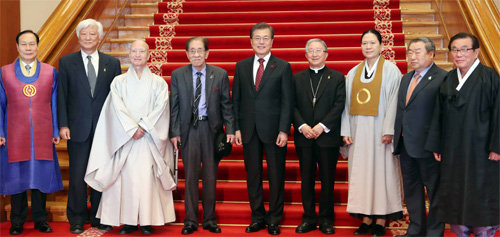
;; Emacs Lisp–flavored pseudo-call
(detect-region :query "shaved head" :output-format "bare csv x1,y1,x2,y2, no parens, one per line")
129,39,150,71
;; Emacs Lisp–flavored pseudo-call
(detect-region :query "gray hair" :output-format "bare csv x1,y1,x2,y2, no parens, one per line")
408,37,436,57
305,38,327,53
76,19,104,39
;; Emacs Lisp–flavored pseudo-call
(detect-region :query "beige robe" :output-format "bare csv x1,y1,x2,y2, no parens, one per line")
340,58,403,216
85,67,176,226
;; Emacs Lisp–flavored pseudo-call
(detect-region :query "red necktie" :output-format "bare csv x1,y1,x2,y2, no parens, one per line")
406,73,421,105
255,58,265,91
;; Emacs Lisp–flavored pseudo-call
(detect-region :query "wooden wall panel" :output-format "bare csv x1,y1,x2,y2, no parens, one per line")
0,0,20,66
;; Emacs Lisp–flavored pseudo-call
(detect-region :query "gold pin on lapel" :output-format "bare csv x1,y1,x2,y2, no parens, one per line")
328,75,331,79
104,68,107,72
428,76,432,80
210,75,214,79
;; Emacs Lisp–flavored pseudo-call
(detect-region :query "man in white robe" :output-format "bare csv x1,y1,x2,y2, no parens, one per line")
84,40,176,235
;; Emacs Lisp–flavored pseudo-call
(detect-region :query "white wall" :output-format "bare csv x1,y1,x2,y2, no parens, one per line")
20,0,61,32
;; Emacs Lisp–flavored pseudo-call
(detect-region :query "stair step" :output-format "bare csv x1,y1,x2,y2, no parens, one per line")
400,0,432,11
177,160,349,182
174,181,350,203
148,21,403,37
158,0,400,13
144,61,408,76
171,202,408,227
106,47,408,63
153,10,401,25
130,34,406,49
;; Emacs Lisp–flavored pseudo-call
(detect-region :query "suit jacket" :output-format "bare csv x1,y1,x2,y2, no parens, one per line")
169,64,234,143
393,63,447,158
293,67,346,148
232,54,294,144
57,51,122,142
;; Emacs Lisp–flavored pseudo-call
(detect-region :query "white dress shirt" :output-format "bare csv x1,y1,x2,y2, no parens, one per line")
252,52,271,83
81,50,100,78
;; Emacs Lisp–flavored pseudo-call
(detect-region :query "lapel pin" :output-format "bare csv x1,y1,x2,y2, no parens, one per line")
428,76,432,80
328,75,331,80
270,65,275,69
210,75,214,79
104,68,106,72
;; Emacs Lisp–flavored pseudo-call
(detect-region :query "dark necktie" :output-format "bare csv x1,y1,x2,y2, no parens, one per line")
406,73,421,105
87,55,97,96
192,71,203,128
25,65,31,74
255,58,265,91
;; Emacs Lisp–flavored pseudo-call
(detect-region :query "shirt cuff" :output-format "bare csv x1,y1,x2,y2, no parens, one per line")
319,123,330,133
298,124,307,133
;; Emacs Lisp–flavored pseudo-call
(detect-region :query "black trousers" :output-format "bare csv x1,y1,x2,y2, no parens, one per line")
400,141,443,236
66,136,102,226
243,129,286,225
296,144,338,225
182,120,218,227
10,189,47,225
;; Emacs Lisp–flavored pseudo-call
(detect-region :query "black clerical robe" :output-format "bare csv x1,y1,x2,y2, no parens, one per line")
425,63,500,227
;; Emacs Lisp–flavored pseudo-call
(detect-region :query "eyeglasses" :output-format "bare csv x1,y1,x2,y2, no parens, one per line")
307,48,327,55
451,48,475,54
252,36,271,42
188,49,205,55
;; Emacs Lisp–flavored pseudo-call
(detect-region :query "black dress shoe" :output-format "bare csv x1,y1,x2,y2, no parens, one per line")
203,223,221,233
181,224,197,235
34,221,53,233
370,224,386,236
268,224,281,235
120,225,139,234
354,223,373,235
99,224,113,231
141,226,154,235
319,223,335,234
9,224,23,235
295,222,317,233
245,222,266,233
70,224,84,234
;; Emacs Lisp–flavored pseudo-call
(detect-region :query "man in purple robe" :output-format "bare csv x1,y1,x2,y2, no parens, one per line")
0,30,63,235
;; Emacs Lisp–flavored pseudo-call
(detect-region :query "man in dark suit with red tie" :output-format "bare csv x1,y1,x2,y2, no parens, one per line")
232,22,294,235
57,19,121,234
293,38,345,235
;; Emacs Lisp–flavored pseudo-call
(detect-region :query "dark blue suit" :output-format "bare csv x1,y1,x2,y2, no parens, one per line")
393,63,446,236
57,51,121,226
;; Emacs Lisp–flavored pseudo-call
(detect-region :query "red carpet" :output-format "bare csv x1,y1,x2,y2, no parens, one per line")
0,221,483,236
144,0,412,232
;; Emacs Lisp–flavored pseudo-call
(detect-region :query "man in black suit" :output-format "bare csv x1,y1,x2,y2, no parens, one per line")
232,22,294,235
57,19,121,234
293,39,345,235
393,37,446,237
169,37,234,235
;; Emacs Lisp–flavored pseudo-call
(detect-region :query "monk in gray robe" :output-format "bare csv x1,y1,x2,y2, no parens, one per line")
85,40,176,235
340,30,403,236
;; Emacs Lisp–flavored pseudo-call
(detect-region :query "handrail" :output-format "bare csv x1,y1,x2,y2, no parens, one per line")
37,0,90,63
37,0,129,66
461,0,500,72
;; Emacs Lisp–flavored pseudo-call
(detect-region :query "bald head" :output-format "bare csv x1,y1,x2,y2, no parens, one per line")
129,40,150,70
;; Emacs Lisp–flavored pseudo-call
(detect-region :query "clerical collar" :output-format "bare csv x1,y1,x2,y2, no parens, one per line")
309,65,325,74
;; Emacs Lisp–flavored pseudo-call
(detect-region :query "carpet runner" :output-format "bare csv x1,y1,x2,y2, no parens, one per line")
144,0,410,235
